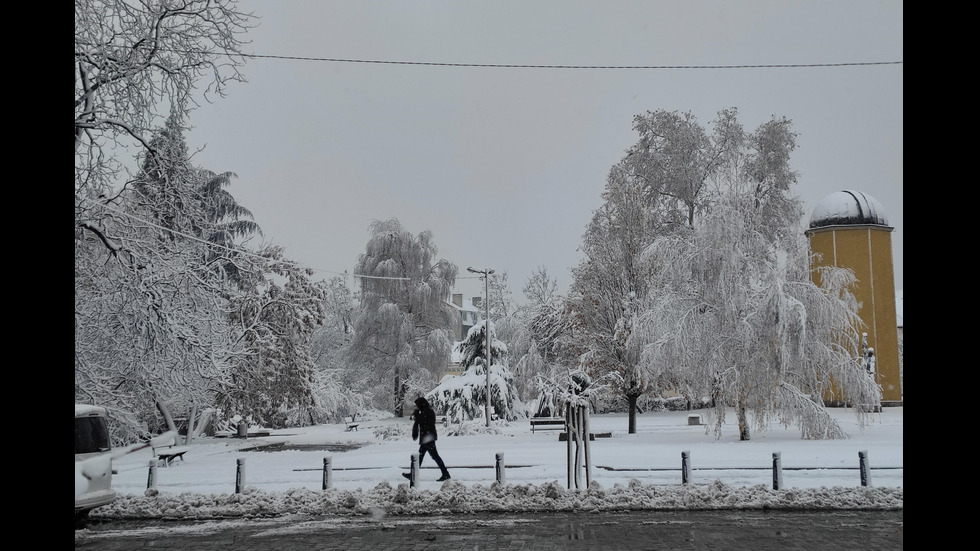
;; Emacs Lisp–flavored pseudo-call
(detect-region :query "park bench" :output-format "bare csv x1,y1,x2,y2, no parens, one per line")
152,442,189,467
530,417,565,433
345,415,359,432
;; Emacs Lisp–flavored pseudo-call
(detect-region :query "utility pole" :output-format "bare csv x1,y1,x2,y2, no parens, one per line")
467,266,495,427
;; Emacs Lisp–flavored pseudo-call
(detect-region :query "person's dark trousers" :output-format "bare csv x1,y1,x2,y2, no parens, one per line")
419,441,450,478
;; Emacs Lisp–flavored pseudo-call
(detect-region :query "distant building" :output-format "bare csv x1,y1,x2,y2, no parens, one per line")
449,293,481,341
444,294,484,378
805,190,902,405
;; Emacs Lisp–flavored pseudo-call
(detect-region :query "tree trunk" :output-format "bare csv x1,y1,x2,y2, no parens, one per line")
736,397,750,441
185,401,198,445
156,398,177,437
626,393,639,434
394,370,404,417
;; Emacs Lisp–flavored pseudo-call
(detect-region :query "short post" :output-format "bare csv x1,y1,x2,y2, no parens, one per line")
566,407,573,489
235,457,246,494
496,452,506,484
409,453,419,488
772,452,783,490
583,407,592,489
146,459,158,490
237,420,248,438
681,450,691,484
859,450,871,487
322,456,333,490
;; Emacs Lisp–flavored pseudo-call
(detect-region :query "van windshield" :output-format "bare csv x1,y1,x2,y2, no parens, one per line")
75,417,111,454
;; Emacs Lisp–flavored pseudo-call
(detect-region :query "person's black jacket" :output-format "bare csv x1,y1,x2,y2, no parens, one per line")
412,402,438,444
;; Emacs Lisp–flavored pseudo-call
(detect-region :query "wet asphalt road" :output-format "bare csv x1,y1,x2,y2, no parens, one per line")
75,509,902,550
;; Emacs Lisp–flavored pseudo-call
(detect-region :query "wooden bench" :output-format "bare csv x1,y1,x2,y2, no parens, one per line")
345,415,359,432
153,444,189,467
530,417,565,433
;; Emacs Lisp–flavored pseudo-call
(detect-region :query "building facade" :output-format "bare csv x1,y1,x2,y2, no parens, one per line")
805,190,902,404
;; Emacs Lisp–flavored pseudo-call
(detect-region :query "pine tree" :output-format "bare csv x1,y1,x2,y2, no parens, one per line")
427,320,527,423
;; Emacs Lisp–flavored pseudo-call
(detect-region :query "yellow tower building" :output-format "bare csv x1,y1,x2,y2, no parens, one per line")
805,190,902,405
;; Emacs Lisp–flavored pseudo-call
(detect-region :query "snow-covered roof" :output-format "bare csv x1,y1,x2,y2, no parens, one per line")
808,190,890,229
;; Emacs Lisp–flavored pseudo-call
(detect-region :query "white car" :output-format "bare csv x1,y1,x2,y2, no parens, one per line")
75,404,116,523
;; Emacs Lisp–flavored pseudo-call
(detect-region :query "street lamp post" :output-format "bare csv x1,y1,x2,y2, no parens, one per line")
467,267,495,427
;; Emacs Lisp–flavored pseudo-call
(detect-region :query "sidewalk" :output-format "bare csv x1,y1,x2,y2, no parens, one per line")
76,509,903,550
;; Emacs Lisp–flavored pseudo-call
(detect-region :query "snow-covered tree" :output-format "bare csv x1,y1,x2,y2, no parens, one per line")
75,0,252,198
76,0,254,441
349,219,458,416
506,267,571,406
522,266,561,311
219,246,327,428
75,117,260,441
427,320,527,423
624,108,738,227
636,115,881,440
487,270,515,319
481,269,535,402
308,276,367,422
567,158,665,433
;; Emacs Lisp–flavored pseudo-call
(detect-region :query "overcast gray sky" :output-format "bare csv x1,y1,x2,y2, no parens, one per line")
187,0,903,302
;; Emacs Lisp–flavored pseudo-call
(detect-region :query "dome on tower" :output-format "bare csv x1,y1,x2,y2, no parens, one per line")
808,190,889,229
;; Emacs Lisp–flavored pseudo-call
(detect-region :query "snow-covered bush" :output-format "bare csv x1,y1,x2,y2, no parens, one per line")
372,424,410,441
441,418,505,437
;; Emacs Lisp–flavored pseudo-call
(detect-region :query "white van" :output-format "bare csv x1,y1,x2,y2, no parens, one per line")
75,404,116,522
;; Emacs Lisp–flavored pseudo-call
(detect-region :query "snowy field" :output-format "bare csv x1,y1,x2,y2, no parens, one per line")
92,407,902,520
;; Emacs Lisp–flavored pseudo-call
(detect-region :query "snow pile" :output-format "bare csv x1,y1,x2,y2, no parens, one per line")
92,479,902,521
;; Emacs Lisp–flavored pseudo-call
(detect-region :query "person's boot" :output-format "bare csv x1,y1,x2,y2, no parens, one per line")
437,473,451,482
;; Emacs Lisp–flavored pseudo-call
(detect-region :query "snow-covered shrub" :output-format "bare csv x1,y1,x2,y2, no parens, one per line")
441,418,505,437
373,424,410,441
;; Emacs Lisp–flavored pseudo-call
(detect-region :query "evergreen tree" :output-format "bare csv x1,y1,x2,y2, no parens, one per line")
426,320,527,423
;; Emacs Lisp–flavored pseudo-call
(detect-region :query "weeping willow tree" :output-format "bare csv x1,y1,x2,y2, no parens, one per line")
635,116,880,441
349,218,458,416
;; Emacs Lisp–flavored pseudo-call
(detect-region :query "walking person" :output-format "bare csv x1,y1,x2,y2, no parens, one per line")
403,397,451,482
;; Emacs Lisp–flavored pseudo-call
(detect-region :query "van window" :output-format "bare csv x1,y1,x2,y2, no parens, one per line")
75,416,111,454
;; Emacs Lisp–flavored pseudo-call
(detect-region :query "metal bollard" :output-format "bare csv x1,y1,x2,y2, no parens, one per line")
681,450,691,484
409,453,419,488
496,452,506,484
772,452,783,490
859,450,871,487
146,459,158,490
322,457,333,490
235,458,246,494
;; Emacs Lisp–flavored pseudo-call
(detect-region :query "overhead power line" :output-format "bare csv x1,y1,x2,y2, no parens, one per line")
75,40,902,69
243,53,902,70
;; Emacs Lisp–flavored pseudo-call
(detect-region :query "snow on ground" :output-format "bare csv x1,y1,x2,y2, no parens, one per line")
91,407,902,520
